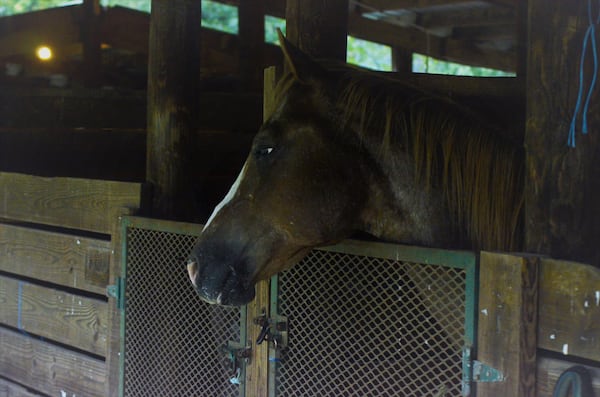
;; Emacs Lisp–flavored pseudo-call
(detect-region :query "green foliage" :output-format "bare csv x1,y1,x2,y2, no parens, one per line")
0,0,513,77
265,15,285,44
347,36,391,71
101,0,149,13
413,53,514,77
0,0,79,16
201,0,237,34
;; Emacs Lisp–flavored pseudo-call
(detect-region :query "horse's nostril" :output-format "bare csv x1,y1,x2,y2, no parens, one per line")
186,258,199,286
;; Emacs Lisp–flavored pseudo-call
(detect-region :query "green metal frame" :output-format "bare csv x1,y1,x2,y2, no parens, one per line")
268,239,478,397
115,217,478,397
115,216,248,397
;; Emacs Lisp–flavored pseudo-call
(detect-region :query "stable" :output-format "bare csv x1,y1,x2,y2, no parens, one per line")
0,1,598,396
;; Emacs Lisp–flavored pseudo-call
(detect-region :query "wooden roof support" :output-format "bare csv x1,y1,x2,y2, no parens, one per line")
239,0,266,90
286,0,349,61
146,0,202,220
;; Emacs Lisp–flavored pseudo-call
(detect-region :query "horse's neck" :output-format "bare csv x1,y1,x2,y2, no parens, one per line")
357,134,455,248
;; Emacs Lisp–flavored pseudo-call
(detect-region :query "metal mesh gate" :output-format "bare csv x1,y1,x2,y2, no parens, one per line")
117,217,476,397
270,242,476,397
121,217,244,397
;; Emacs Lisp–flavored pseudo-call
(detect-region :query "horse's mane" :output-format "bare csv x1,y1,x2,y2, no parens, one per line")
274,66,524,251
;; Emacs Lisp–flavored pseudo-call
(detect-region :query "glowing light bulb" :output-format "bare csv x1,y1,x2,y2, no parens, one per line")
36,46,53,61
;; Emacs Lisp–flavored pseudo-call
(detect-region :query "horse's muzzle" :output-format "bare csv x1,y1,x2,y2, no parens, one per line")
186,256,255,306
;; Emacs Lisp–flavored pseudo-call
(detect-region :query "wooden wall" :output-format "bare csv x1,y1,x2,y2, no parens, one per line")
477,252,600,397
0,172,143,396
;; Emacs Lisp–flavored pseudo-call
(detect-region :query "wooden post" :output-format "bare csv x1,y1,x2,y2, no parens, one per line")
477,252,539,397
285,0,349,60
525,0,600,266
244,66,278,395
82,0,101,87
392,47,412,74
146,0,201,220
239,0,265,90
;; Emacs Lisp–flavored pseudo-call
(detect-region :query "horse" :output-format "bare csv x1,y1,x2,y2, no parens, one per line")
186,31,524,306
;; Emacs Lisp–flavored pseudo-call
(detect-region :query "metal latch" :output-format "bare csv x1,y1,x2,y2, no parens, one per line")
254,314,288,349
106,277,125,310
221,342,251,385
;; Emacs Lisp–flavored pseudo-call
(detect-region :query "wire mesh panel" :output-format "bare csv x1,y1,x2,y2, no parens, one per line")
122,218,244,397
272,243,475,397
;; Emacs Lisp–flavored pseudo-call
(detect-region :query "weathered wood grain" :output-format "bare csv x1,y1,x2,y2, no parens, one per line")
244,279,270,396
0,327,106,397
0,276,108,356
286,0,348,60
537,357,600,397
0,172,143,234
0,377,45,397
477,252,539,397
537,258,600,362
525,0,600,266
0,223,110,295
146,0,202,220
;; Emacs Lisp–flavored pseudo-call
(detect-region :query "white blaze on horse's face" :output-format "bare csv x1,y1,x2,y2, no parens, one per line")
202,162,248,232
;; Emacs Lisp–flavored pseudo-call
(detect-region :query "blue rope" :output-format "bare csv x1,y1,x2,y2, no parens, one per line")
568,0,600,147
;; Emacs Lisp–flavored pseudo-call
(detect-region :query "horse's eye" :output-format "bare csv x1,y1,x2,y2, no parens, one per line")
256,147,274,157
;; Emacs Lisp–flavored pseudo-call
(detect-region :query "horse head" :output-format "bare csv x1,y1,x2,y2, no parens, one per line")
186,33,372,306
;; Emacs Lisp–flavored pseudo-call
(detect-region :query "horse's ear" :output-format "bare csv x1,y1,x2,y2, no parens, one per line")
277,29,326,82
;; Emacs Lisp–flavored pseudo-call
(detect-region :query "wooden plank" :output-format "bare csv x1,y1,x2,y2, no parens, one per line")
0,224,110,295
477,252,539,397
0,377,45,397
0,172,143,234
244,279,270,396
0,327,105,397
537,258,600,362
525,0,600,266
0,275,108,356
537,356,600,397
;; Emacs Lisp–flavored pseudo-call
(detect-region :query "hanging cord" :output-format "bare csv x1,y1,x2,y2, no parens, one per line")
568,0,600,147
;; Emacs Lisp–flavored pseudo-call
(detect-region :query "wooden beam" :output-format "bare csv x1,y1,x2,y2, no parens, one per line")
146,0,202,220
82,0,101,87
239,0,265,90
0,327,106,397
0,377,46,397
525,0,600,266
355,0,468,11
418,4,515,29
286,0,349,60
477,252,538,397
0,172,143,235
0,224,110,295
0,275,109,356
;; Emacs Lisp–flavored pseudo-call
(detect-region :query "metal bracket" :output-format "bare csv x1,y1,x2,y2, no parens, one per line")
106,276,125,310
472,360,505,383
462,346,505,396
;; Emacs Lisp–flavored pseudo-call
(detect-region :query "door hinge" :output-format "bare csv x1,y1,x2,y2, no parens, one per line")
462,346,505,396
106,276,125,310
472,360,505,382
